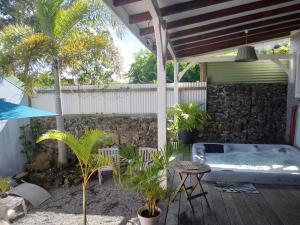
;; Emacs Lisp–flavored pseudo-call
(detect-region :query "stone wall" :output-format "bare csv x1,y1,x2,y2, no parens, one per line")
36,115,157,147
202,83,287,143
34,83,287,150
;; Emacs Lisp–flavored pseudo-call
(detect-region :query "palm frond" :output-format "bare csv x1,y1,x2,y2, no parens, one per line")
0,25,34,50
54,0,89,39
35,0,63,36
59,33,108,66
36,130,87,162
78,129,112,164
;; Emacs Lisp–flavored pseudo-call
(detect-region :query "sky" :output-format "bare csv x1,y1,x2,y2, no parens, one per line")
113,30,146,75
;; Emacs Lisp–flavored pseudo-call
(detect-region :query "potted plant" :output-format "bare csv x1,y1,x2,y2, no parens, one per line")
37,129,113,225
168,103,210,144
115,143,186,225
0,177,11,199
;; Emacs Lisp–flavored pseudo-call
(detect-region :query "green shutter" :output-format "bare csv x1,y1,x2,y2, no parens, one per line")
207,60,288,84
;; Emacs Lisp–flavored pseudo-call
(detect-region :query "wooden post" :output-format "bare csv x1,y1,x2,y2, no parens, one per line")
174,60,179,105
145,0,167,149
289,30,300,146
200,62,207,82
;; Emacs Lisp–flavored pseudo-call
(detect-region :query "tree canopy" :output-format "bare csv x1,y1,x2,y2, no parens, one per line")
124,49,200,83
0,0,35,29
0,0,123,94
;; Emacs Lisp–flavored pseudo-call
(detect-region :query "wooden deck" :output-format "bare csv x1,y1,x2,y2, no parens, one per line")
162,172,300,225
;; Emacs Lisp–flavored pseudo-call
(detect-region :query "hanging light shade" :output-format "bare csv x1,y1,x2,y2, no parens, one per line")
235,29,258,62
235,46,258,62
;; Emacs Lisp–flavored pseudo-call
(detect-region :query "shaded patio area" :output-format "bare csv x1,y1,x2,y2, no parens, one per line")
163,173,300,225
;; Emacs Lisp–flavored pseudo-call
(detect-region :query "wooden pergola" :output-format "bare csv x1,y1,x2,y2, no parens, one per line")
103,0,300,148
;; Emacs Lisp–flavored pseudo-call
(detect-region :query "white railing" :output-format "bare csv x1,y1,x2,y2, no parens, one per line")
31,82,207,115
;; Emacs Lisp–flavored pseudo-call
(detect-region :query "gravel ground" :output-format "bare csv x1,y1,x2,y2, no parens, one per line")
13,176,144,225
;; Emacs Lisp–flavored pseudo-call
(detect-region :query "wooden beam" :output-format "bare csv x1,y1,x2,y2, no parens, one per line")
176,31,290,58
172,13,300,46
169,3,300,39
167,42,176,60
174,22,300,52
167,0,291,29
140,27,154,36
130,12,151,24
113,0,141,7
178,63,194,80
129,0,231,24
271,59,291,76
141,3,300,36
179,54,292,63
161,0,231,17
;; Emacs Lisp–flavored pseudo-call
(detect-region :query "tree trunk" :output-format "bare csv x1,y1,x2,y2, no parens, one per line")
82,183,87,225
53,59,67,166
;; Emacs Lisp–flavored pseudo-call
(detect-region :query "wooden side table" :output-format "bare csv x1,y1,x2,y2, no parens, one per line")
171,161,211,213
0,195,27,220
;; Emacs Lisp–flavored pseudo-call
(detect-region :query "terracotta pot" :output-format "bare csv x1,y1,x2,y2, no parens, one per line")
137,206,161,225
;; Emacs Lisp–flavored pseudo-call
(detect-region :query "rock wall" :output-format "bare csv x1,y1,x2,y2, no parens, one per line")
202,83,287,143
34,83,287,151
36,115,157,147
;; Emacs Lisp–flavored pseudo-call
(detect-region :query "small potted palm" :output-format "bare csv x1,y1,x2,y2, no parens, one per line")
168,102,210,144
0,177,11,199
116,143,186,225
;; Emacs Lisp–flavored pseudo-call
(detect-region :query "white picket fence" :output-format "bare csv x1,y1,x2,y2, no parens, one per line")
31,82,207,114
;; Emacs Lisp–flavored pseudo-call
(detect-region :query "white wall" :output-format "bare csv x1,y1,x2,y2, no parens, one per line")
0,78,27,177
31,82,207,114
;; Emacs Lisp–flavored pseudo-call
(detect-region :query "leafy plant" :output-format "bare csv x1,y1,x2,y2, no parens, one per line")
167,103,210,139
115,143,187,217
119,144,139,162
37,129,113,225
20,119,41,160
0,177,11,193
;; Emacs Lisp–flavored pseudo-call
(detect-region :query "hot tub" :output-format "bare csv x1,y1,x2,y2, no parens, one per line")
192,143,300,185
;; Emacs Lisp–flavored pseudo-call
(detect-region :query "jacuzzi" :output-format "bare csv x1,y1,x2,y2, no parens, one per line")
192,143,300,185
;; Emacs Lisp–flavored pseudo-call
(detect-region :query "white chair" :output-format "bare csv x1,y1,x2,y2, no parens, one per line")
98,147,119,184
138,147,158,165
98,147,157,184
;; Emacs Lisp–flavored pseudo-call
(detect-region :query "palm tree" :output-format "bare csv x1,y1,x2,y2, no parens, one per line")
37,129,113,225
0,0,123,166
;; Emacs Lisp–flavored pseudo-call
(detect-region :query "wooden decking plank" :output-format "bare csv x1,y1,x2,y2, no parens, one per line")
242,193,271,225
206,183,231,225
221,192,245,225
280,185,300,203
231,193,258,225
201,183,218,225
178,175,193,225
277,185,300,224
248,189,284,225
165,171,180,225
191,177,204,225
257,185,300,225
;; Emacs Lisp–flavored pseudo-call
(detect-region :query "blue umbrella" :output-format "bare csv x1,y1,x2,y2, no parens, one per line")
0,100,57,120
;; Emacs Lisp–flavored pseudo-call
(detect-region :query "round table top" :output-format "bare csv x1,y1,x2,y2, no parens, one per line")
172,161,211,174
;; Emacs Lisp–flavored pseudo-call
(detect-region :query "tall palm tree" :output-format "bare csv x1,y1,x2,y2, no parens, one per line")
37,129,113,225
0,0,123,166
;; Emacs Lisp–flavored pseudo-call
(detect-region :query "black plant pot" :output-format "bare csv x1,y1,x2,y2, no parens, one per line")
178,130,197,145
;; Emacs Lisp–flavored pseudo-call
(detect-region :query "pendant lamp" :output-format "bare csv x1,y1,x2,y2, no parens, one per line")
235,30,258,62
